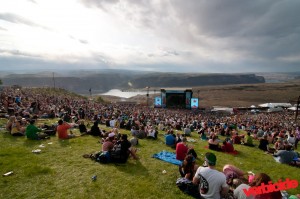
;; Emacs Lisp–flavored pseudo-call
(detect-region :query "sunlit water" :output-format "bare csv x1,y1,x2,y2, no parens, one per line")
99,89,156,98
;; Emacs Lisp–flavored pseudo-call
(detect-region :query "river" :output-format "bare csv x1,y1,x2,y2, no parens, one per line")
99,89,156,98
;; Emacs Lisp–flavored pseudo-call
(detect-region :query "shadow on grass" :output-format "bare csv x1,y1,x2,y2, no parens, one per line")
23,139,43,148
58,139,70,147
113,159,149,176
1,132,26,142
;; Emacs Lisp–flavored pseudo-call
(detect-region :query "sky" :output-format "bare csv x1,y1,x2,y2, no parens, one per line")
0,0,299,73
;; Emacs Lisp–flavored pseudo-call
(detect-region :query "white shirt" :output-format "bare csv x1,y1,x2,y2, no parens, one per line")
194,167,228,199
234,184,254,199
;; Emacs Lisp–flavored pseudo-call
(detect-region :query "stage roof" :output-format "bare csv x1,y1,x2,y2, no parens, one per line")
161,87,193,91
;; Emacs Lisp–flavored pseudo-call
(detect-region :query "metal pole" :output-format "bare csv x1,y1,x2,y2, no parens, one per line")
146,86,149,107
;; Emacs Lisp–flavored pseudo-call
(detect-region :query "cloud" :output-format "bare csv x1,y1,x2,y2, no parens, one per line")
79,39,89,44
27,0,37,4
0,0,299,73
0,13,50,30
0,26,7,31
0,48,42,58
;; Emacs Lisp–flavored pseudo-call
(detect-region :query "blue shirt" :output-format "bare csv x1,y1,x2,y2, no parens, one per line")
165,134,175,146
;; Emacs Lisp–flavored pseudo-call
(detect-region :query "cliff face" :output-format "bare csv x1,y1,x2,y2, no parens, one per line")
129,74,265,88
2,71,265,94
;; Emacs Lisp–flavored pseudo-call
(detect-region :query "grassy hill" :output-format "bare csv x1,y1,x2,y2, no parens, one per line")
0,118,300,199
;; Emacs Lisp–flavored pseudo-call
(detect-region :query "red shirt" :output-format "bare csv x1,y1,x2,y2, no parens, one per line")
222,142,234,152
57,123,71,139
102,141,114,152
232,135,241,144
176,142,188,161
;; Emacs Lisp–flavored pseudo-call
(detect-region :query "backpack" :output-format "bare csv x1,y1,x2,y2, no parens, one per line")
96,151,110,164
176,177,200,198
42,124,56,136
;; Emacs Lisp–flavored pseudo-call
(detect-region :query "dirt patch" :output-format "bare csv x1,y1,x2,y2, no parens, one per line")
100,80,300,108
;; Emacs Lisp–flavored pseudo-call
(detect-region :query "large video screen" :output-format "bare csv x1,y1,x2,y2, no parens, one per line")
154,97,162,108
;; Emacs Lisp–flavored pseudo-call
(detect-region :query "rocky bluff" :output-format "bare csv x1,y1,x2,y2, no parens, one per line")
2,70,265,94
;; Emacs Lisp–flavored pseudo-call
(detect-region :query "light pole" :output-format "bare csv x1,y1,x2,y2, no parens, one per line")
146,86,150,107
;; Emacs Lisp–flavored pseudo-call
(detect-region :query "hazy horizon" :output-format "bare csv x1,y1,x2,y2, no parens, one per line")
1,0,300,73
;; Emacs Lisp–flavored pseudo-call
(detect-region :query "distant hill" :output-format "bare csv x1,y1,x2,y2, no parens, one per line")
1,70,265,94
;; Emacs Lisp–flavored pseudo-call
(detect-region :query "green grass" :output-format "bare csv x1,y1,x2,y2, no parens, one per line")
0,118,300,198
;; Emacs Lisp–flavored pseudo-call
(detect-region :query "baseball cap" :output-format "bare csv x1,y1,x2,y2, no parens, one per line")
205,152,216,166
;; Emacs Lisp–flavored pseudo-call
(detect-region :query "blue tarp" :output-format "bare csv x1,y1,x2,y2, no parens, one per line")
152,150,182,166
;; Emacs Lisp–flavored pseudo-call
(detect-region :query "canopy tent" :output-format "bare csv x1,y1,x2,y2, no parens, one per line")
258,103,292,108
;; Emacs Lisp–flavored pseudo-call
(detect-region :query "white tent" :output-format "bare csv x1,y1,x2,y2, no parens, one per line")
258,103,292,108
288,107,297,111
211,107,233,113
267,107,284,112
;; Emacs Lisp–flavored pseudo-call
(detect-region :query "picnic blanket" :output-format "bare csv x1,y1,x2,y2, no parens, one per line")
152,151,182,166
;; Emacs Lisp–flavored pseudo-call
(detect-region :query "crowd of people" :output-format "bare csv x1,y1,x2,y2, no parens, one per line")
1,86,300,198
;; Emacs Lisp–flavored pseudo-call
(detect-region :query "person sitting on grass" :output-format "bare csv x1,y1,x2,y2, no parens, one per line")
10,117,25,136
165,130,176,148
286,132,296,147
88,121,102,136
147,126,157,139
176,137,189,161
78,120,88,135
232,132,242,144
222,164,247,188
183,125,191,136
258,135,269,151
242,132,254,147
130,134,139,146
232,178,254,199
221,140,234,153
175,132,182,145
275,137,286,149
6,116,15,133
26,119,49,140
193,152,229,199
249,173,282,199
102,137,114,152
208,134,222,151
179,154,198,181
56,119,77,139
111,134,138,163
273,144,299,165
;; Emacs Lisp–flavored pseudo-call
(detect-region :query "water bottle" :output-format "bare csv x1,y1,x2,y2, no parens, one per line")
91,175,97,181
